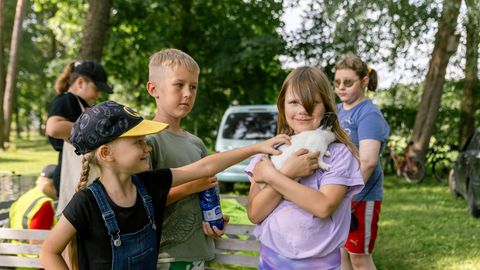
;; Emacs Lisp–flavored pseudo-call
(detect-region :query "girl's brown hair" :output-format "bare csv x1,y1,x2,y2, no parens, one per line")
335,53,378,91
276,66,359,158
54,61,90,94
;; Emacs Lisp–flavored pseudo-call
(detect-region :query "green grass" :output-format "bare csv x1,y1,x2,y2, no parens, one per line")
221,177,480,270
2,136,480,269
0,135,57,175
375,176,480,270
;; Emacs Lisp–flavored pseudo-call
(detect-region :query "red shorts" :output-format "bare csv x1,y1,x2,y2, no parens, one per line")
345,201,382,255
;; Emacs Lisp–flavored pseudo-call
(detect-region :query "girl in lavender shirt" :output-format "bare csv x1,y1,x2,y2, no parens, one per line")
246,66,365,270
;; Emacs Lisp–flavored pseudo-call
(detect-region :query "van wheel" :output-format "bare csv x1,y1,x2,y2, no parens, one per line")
219,182,235,193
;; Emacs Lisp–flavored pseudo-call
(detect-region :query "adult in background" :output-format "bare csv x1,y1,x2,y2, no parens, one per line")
334,53,390,270
46,61,112,215
9,165,57,234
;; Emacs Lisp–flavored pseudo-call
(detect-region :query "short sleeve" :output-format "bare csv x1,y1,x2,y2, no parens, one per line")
29,202,55,230
321,144,364,195
48,92,88,121
62,190,94,236
244,154,265,183
357,112,388,143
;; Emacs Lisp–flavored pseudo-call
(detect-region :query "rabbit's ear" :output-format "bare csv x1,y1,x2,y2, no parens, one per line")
320,112,337,129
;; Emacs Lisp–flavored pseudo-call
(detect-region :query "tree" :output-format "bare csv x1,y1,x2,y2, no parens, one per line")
459,0,479,147
410,0,462,162
78,0,112,61
3,0,26,143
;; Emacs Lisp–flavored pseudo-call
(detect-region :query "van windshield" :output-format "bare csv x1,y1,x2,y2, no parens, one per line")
222,112,277,140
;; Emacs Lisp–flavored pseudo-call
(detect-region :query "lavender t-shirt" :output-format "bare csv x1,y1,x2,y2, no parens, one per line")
245,143,364,259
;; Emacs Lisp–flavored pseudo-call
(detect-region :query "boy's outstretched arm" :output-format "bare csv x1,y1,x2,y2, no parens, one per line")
170,135,290,186
40,216,76,269
166,176,217,205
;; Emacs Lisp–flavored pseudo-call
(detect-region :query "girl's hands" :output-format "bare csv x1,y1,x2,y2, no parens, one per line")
256,134,291,155
203,215,230,238
252,157,279,184
281,149,320,180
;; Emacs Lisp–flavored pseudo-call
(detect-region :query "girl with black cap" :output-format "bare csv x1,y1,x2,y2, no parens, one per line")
40,100,289,270
46,61,113,215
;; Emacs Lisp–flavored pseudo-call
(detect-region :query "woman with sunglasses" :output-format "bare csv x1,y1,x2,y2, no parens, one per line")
334,53,390,270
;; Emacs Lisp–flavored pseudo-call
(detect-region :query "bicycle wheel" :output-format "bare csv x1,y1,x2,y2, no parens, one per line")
404,157,426,183
432,157,452,183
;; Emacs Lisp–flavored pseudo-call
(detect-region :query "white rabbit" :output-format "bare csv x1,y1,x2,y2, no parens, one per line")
257,125,336,189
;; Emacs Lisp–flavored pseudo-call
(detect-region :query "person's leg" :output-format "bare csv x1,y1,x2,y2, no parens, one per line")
340,248,353,270
344,201,381,270
349,253,376,270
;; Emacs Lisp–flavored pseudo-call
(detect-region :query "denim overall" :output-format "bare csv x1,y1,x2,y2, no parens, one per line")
88,176,157,270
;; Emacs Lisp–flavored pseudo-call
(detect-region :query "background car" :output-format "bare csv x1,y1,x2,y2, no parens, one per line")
449,128,480,218
215,105,278,192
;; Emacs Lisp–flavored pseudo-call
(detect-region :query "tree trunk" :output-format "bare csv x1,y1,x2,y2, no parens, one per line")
78,0,112,61
0,0,5,150
410,0,462,161
3,0,26,144
459,0,480,147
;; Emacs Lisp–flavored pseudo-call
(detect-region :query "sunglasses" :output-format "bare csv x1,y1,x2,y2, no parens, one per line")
333,78,360,88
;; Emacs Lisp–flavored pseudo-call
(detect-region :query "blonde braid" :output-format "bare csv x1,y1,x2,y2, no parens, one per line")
76,152,94,192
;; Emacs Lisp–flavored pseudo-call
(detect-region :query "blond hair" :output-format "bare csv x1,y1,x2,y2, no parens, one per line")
148,48,200,80
276,66,359,158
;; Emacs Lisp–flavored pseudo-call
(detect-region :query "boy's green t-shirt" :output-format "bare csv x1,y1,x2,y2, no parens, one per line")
146,130,215,263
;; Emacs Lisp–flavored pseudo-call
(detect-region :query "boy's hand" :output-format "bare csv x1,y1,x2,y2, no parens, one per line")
257,135,291,156
202,215,230,237
189,176,217,193
280,149,319,180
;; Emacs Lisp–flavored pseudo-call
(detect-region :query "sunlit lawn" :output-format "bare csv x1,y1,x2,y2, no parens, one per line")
1,136,479,269
0,135,57,175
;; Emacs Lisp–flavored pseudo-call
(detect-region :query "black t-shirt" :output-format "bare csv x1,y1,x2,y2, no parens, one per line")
62,169,173,270
47,92,89,151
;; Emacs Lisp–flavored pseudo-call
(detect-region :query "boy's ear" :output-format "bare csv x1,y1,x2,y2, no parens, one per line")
146,81,159,99
98,145,114,162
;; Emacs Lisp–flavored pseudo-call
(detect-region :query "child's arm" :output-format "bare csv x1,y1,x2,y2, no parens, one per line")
170,134,290,185
253,156,347,219
359,139,381,182
166,176,217,205
40,216,77,269
248,149,320,223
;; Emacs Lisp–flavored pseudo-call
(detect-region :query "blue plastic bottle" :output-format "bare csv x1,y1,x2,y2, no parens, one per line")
199,187,224,230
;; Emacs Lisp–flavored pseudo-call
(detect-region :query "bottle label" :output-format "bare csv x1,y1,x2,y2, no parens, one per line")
202,206,222,221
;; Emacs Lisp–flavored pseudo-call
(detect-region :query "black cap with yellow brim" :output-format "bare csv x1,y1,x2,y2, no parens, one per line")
70,100,169,155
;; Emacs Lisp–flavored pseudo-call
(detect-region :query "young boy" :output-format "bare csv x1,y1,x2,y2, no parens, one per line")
146,48,228,270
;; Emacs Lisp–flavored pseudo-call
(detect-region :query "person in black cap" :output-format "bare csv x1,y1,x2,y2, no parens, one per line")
40,100,290,270
9,164,58,236
46,61,113,215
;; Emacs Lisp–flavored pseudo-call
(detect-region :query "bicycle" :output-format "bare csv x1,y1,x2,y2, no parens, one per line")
427,144,457,183
385,144,426,183
382,142,457,184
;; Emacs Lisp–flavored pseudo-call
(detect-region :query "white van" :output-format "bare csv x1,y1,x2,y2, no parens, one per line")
215,105,278,192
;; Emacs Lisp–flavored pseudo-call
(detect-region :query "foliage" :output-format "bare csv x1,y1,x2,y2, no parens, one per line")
102,0,287,146
374,79,480,148
3,0,286,148
285,0,440,78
